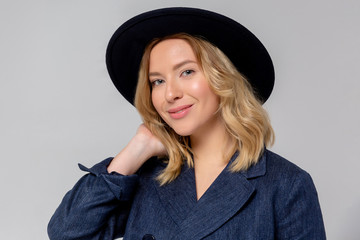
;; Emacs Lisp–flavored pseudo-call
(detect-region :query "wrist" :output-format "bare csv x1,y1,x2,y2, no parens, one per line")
107,134,154,175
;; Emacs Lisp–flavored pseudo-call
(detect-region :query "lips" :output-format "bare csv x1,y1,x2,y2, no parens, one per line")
168,104,193,119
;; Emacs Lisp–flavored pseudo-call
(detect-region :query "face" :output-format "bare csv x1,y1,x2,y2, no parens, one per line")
149,39,221,137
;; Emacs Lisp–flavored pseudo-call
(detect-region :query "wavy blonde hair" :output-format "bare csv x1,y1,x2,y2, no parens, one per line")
135,33,274,185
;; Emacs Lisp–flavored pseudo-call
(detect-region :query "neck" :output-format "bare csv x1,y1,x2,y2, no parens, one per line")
190,116,234,167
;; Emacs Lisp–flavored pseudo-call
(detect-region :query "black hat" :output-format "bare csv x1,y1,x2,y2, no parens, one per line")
106,7,274,104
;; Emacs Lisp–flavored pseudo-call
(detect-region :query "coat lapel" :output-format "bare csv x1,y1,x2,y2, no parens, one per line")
155,152,267,239
155,165,198,224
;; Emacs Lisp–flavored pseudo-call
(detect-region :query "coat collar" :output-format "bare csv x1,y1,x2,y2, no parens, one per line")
241,150,267,179
154,151,267,239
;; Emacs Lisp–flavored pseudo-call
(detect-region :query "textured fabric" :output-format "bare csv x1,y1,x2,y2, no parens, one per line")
48,150,326,240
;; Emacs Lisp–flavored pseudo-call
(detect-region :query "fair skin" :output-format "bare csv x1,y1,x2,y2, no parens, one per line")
108,39,233,200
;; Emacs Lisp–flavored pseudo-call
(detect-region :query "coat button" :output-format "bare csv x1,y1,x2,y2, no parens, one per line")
142,234,155,240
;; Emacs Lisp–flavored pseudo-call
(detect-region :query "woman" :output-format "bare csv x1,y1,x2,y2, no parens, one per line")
48,7,326,239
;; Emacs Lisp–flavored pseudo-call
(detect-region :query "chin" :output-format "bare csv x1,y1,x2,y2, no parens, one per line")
171,126,194,137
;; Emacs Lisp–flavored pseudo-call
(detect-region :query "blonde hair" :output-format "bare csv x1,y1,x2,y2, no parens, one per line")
135,33,274,185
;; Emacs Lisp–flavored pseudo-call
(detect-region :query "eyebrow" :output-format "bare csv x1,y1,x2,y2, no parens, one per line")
149,60,197,78
173,60,197,71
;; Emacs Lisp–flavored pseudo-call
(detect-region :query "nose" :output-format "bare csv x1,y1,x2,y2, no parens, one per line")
165,78,183,102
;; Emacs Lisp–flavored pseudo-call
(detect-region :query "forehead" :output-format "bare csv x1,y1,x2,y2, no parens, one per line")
149,38,196,64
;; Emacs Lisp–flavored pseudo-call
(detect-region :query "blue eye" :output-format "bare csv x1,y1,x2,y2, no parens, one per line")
151,79,164,86
181,69,194,76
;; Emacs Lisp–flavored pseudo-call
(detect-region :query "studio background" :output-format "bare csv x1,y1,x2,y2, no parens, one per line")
0,0,359,239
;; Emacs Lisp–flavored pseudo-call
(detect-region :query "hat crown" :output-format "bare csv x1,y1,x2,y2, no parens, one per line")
106,7,274,104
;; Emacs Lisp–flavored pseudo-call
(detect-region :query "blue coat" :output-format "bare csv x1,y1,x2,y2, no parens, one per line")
48,150,326,239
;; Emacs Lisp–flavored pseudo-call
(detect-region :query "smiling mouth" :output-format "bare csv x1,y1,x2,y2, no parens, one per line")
168,104,193,119
168,104,193,113
172,108,188,114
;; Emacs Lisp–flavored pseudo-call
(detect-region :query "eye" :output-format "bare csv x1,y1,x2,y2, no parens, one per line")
151,79,164,87
181,69,194,77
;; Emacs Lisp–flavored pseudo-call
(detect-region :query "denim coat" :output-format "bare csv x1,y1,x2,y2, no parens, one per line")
48,150,326,239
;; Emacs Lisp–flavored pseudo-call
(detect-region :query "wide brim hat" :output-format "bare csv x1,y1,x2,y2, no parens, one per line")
106,7,274,104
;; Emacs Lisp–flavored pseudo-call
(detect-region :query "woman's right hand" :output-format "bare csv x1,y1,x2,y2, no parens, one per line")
107,124,167,175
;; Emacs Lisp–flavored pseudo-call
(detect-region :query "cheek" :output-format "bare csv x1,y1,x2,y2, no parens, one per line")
188,80,205,97
189,79,216,101
151,91,162,114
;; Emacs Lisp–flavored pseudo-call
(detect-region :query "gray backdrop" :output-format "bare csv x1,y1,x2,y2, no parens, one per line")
1,0,359,239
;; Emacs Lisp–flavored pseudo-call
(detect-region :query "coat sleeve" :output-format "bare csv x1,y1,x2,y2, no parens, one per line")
275,170,326,240
47,157,139,240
